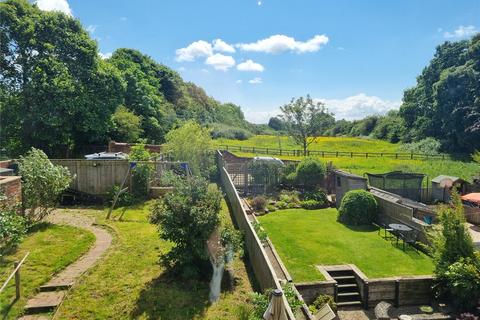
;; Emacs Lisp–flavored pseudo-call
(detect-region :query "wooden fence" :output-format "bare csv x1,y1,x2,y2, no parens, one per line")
217,151,296,320
220,145,449,160
51,159,185,195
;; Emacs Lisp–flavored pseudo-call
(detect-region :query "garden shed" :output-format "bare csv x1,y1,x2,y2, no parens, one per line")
461,193,480,225
366,171,425,202
333,170,367,208
431,175,468,203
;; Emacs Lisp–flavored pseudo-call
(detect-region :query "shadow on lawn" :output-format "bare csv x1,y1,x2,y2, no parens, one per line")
130,271,210,320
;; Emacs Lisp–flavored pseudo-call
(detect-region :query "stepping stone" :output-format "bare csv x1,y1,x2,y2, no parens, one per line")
24,291,66,314
40,281,73,292
18,315,50,320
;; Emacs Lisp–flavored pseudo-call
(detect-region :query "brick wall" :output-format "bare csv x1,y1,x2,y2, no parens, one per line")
0,176,22,204
0,160,12,168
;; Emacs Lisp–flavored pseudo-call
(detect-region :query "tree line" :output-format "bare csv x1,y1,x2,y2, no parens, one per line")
269,33,480,154
0,0,263,158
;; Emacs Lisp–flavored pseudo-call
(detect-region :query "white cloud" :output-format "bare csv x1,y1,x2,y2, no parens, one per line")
120,17,127,21
248,77,262,84
178,66,186,72
444,25,478,39
237,34,329,54
316,93,401,120
205,53,235,71
99,52,112,60
236,80,243,84
237,59,265,72
175,40,213,62
245,109,279,123
257,1,262,5
212,39,236,53
35,0,72,16
86,25,97,33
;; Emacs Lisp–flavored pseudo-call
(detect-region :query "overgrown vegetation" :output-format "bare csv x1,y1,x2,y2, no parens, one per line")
19,148,72,223
149,175,222,278
0,194,26,257
309,294,337,314
432,191,480,311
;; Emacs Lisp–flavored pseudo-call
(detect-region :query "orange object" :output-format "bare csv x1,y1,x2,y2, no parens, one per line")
461,193,480,204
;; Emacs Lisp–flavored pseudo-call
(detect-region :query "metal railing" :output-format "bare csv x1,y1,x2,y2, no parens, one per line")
0,252,30,300
219,145,449,160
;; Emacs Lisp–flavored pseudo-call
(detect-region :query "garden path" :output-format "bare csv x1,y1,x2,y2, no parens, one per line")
19,210,112,319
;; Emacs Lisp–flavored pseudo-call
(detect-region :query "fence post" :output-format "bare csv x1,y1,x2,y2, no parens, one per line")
336,151,338,157
252,147,255,153
411,152,413,159
14,261,20,300
351,152,353,158
394,279,400,307
364,281,369,309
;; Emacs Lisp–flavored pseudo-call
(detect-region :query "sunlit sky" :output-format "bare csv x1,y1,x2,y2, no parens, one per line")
35,0,480,123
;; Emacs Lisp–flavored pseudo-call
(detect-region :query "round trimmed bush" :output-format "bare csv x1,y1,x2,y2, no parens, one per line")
295,158,326,189
338,190,377,225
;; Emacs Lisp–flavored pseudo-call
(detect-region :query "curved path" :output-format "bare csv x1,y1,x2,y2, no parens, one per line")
20,210,112,319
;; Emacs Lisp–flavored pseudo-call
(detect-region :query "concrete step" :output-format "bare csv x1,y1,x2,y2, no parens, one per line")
337,300,362,307
332,275,355,280
24,291,66,314
40,282,73,292
338,292,360,297
18,315,50,320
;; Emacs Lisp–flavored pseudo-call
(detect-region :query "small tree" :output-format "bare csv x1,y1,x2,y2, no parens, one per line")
111,106,143,143
337,190,377,225
19,148,72,223
164,121,214,177
432,190,479,310
280,95,334,155
149,175,221,278
295,158,326,190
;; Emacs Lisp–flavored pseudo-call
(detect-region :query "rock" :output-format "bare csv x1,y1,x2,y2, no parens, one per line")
374,301,392,320
399,315,412,320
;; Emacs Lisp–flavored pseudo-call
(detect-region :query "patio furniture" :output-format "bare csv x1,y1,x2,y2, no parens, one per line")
399,230,419,252
388,223,413,244
373,222,395,239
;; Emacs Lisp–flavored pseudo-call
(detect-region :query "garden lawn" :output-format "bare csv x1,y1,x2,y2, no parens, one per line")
55,198,254,320
258,208,434,282
0,224,95,319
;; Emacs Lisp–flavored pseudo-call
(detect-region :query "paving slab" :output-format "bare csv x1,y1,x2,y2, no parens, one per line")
24,291,66,313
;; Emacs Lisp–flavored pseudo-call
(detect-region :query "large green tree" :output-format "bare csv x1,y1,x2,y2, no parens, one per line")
399,34,480,152
0,0,124,157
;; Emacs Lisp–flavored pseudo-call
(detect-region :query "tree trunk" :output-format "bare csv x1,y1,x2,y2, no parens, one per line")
303,139,307,156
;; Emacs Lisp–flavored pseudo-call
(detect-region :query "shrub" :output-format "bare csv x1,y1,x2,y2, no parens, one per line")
301,200,324,210
128,142,154,199
295,158,326,189
0,195,26,257
443,258,480,311
309,294,337,314
276,201,288,209
432,191,478,310
149,175,221,278
211,125,253,140
303,190,328,203
251,196,266,211
252,221,267,242
19,148,72,223
106,185,135,207
337,190,377,225
400,137,441,155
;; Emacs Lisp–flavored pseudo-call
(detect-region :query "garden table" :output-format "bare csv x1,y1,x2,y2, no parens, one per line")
388,223,413,244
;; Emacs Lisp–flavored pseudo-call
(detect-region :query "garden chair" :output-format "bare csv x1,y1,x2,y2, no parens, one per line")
399,230,419,252
373,222,394,240
313,303,336,320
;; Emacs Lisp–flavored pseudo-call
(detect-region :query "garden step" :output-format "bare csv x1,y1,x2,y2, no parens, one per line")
337,284,357,289
18,315,50,320
337,300,362,307
40,281,73,292
338,292,360,297
331,275,355,280
24,290,66,314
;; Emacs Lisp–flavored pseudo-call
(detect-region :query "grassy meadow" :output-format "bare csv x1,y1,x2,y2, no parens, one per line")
0,224,95,319
258,208,434,282
55,198,254,320
216,135,479,182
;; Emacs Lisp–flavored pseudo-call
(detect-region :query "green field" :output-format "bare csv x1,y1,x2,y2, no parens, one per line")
0,224,95,319
258,208,434,282
216,135,400,153
217,135,479,182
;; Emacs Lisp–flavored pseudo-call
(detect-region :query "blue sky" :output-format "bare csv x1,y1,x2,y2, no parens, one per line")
36,0,480,123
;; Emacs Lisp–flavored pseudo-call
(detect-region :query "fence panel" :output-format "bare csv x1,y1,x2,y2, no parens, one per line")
217,151,296,320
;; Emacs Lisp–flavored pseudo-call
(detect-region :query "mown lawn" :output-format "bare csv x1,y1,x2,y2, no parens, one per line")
216,135,400,153
55,198,254,320
258,208,434,282
0,224,95,319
